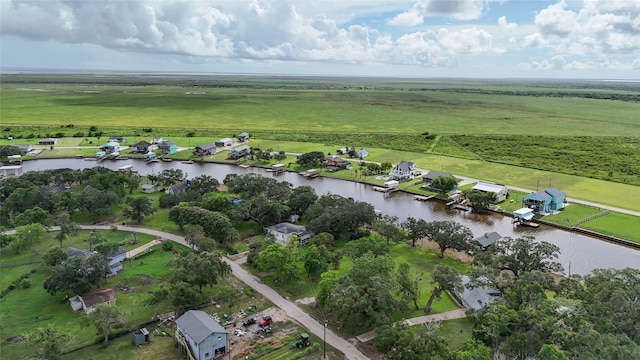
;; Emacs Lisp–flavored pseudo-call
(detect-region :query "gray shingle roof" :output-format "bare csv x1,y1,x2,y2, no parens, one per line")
422,170,453,180
472,232,502,248
454,276,501,312
196,143,216,151
176,310,226,344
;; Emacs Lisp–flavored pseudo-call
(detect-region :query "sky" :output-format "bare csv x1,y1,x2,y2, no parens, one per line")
1,0,639,78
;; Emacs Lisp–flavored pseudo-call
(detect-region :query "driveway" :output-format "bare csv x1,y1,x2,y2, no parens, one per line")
71,225,371,360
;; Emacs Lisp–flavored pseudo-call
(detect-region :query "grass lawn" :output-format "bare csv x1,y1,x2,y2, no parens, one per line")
437,318,475,351
579,212,640,244
541,205,603,226
34,147,99,158
0,230,184,360
62,329,181,360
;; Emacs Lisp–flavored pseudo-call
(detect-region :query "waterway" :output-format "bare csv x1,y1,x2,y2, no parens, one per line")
20,158,640,275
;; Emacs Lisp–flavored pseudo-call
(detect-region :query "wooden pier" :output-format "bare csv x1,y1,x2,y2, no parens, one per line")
453,204,472,211
373,186,397,193
414,195,434,201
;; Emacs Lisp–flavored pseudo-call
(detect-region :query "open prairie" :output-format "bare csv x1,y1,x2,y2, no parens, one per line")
2,74,639,136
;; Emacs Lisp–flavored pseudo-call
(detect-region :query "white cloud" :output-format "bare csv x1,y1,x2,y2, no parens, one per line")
523,33,547,48
535,0,579,37
498,16,517,30
389,0,493,26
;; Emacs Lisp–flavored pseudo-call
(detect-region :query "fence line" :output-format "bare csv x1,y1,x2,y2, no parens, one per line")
575,210,610,226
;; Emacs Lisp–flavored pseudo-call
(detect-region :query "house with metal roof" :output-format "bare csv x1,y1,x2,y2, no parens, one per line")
422,170,454,184
214,138,233,147
131,140,151,154
175,310,228,360
193,143,216,156
228,145,251,160
389,161,418,181
523,188,566,213
265,222,314,245
472,232,502,250
472,181,508,202
236,132,250,142
452,276,501,313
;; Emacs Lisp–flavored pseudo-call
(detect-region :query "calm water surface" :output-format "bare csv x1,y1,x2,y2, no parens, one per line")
20,159,640,275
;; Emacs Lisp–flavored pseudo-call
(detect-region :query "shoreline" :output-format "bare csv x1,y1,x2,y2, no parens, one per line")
7,155,640,250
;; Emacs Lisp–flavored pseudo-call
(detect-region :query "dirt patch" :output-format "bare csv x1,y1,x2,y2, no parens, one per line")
295,297,316,305
228,306,297,359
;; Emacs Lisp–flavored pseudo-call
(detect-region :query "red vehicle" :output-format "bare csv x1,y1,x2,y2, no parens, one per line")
258,316,272,326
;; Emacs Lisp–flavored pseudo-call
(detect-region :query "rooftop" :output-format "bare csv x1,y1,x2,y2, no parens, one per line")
176,310,227,344
81,288,116,308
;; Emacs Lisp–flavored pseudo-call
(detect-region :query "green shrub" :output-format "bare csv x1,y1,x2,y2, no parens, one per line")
18,278,32,289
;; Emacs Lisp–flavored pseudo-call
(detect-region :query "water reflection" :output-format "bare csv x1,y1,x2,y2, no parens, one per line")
20,159,640,275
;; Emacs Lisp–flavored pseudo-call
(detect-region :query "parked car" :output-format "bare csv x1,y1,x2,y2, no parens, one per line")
259,316,272,326
242,317,256,326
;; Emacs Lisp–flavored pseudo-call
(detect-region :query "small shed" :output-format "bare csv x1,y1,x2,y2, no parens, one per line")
15,144,33,153
141,184,156,193
38,138,58,145
109,136,126,143
237,132,250,142
356,148,368,158
215,138,233,147
133,328,150,346
144,152,156,159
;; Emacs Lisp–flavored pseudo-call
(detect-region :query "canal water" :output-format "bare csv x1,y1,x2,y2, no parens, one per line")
20,159,640,275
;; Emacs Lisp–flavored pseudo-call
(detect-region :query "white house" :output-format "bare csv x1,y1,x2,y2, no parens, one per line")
69,288,117,314
389,161,418,181
472,181,509,202
264,222,314,245
175,310,228,360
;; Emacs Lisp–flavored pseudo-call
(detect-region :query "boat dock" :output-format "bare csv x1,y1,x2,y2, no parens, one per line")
414,195,434,201
373,186,397,193
453,204,472,211
516,220,539,228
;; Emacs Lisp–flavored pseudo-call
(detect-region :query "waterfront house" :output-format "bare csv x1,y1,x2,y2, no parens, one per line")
523,188,566,213
472,181,508,202
265,222,314,246
236,132,250,142
323,156,351,171
175,310,228,360
131,140,151,154
101,142,120,154
228,145,250,160
389,161,417,181
452,276,501,313
472,232,502,250
158,140,177,155
422,170,454,184
193,143,216,156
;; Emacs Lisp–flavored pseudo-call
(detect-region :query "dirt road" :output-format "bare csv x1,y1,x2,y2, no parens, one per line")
71,225,371,360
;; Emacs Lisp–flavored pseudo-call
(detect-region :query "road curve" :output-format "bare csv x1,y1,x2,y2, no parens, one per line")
72,225,371,360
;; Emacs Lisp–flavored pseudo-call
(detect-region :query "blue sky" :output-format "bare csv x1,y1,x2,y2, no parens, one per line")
1,0,639,78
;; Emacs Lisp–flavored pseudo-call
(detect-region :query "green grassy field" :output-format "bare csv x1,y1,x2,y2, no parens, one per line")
2,78,639,136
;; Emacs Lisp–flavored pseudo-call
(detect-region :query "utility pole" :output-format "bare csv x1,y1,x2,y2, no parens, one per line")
323,321,327,359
